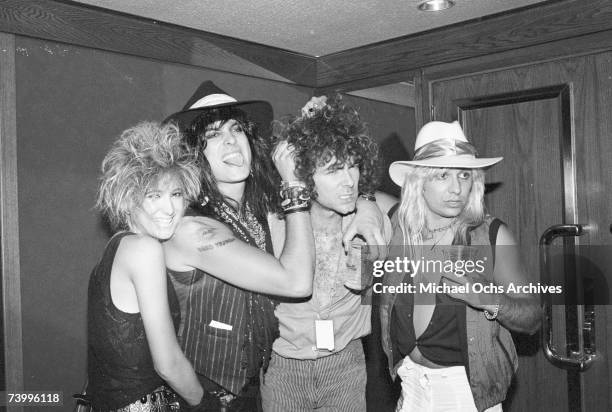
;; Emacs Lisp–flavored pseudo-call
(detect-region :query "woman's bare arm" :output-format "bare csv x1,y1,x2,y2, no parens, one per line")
118,235,203,405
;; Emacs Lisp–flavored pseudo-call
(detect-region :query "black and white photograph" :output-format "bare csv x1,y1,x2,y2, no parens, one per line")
0,1,611,411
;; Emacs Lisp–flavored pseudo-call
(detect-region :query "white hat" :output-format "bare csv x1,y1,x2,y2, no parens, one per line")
389,121,502,186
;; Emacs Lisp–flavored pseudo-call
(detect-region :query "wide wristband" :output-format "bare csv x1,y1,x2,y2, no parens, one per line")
484,304,500,320
279,181,311,214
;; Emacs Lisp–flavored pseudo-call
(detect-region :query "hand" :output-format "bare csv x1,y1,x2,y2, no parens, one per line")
441,272,502,312
272,140,299,182
342,197,387,260
179,392,222,412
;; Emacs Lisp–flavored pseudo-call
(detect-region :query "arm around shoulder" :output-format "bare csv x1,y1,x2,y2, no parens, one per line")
342,191,398,258
164,214,314,297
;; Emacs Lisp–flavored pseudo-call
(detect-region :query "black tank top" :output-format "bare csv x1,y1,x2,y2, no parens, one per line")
391,285,464,365
87,232,180,410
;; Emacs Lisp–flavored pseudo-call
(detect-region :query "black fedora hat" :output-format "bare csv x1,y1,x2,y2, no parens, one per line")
164,80,273,135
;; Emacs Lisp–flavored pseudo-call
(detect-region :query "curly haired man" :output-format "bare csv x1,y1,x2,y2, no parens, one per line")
261,95,395,412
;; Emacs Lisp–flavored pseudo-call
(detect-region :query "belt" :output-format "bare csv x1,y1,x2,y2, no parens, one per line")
208,388,236,407
77,386,180,412
115,386,180,412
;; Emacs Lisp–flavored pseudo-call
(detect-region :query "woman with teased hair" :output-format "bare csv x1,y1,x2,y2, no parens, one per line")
380,121,541,412
88,121,204,411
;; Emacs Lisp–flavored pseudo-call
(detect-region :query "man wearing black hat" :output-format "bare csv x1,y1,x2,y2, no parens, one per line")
162,82,389,410
162,81,316,410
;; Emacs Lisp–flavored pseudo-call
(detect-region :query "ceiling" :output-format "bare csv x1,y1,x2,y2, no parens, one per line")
71,0,549,57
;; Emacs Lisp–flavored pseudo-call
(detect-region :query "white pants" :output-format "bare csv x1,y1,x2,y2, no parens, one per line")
395,356,502,412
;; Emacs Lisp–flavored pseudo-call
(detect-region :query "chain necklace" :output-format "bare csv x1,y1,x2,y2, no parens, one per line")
428,228,451,250
211,201,266,249
423,220,455,241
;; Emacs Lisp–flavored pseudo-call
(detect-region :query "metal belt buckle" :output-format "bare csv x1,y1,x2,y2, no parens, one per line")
152,387,180,412
211,390,236,406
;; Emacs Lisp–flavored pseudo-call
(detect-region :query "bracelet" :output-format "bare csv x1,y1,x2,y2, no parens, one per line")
484,304,500,320
279,181,311,214
359,192,376,202
283,205,311,215
280,180,307,191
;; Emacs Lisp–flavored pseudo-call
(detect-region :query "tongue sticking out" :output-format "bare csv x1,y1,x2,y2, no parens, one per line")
223,152,244,167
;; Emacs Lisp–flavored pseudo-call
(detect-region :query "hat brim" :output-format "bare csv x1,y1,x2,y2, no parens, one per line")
163,100,273,136
389,156,503,186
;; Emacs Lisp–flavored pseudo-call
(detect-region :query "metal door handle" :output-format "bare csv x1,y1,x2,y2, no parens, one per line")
539,224,598,371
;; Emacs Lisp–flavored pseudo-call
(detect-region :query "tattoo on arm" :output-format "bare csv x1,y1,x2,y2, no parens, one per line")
199,224,218,239
215,238,235,247
197,237,236,253
193,220,237,253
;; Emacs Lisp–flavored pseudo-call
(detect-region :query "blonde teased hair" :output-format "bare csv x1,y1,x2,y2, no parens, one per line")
96,121,201,231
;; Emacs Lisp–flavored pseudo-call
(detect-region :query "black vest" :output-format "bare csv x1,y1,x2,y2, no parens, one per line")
169,203,278,394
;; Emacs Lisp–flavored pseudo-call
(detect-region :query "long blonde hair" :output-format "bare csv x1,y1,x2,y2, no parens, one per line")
396,166,485,248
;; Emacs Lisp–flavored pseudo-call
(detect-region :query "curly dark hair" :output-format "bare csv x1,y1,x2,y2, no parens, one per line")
273,94,380,202
180,106,279,219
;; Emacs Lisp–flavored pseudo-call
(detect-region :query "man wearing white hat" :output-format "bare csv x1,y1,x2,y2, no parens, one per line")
380,121,541,412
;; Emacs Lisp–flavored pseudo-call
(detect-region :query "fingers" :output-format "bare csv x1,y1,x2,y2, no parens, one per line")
342,227,357,254
272,140,290,163
342,227,387,260
371,230,388,260
360,230,386,261
273,141,298,181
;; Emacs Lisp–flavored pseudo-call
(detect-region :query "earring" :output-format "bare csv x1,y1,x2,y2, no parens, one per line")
200,196,210,207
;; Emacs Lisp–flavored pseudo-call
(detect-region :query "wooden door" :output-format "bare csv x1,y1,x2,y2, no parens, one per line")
428,51,612,412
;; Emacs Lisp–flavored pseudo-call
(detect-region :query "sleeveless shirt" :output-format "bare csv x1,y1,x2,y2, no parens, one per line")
87,232,180,410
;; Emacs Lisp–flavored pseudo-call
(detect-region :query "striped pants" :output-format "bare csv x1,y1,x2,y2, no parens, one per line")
261,339,367,412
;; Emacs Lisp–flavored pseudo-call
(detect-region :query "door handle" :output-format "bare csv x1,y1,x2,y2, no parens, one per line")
539,224,598,371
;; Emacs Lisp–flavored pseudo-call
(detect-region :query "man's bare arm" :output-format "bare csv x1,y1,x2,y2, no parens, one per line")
163,215,314,297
